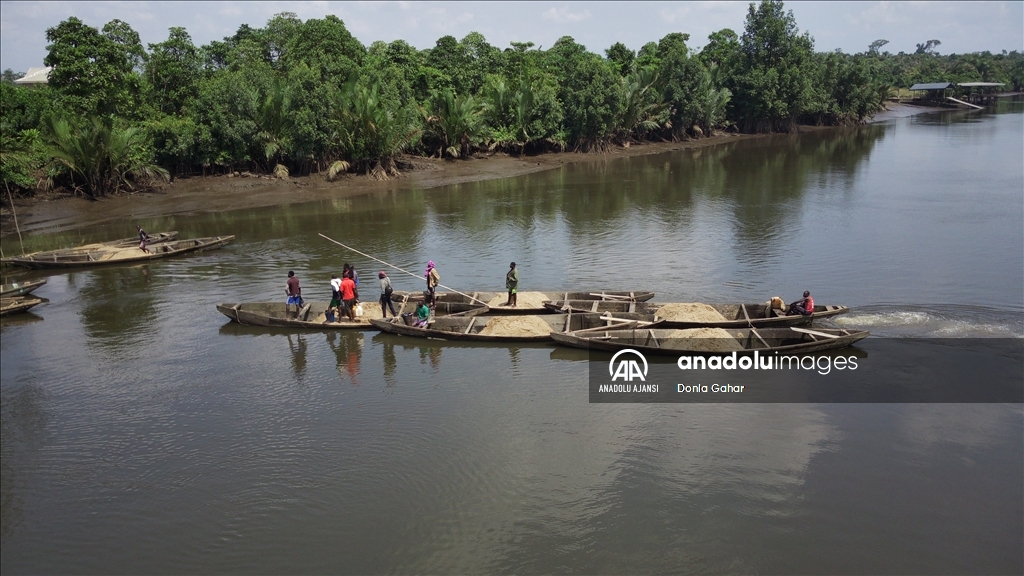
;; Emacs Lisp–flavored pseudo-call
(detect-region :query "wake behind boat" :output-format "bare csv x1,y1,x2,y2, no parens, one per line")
544,300,848,328
1,235,234,269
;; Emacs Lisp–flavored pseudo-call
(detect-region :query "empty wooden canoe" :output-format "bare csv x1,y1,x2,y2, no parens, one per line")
0,295,48,316
0,278,47,297
217,299,485,330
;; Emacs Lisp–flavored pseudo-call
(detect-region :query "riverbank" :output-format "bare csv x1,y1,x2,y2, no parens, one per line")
0,104,941,238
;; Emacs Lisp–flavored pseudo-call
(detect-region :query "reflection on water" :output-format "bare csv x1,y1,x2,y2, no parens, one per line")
1,105,1021,574
327,331,364,385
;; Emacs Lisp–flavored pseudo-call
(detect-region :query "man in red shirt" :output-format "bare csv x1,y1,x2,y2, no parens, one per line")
340,271,358,322
286,271,302,317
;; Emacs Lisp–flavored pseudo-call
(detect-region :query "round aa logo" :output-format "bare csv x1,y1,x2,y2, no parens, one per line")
609,349,648,382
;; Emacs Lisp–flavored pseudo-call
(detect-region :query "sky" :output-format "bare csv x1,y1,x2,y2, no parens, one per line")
1,1,1022,73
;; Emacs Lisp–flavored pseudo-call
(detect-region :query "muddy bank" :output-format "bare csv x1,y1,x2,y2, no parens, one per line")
3,132,771,237
0,110,928,238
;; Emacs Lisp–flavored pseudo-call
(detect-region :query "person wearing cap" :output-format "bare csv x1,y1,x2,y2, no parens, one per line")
504,262,519,307
379,271,397,318
425,261,440,305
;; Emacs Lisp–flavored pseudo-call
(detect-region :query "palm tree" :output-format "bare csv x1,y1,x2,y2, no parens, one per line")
616,67,668,142
250,77,292,170
331,81,420,180
693,65,732,136
423,89,486,159
42,116,168,198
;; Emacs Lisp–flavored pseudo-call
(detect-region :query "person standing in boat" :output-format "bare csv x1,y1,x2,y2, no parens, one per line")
136,225,150,253
379,271,397,318
286,271,302,317
344,263,360,288
788,291,814,316
340,270,359,322
504,262,519,307
425,261,440,305
327,274,343,323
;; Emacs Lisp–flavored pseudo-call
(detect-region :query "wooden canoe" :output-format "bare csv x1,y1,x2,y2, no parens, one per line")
217,299,486,330
435,290,655,314
0,232,178,266
543,300,848,328
1,235,234,269
369,312,657,342
0,278,47,297
550,325,869,356
0,295,48,316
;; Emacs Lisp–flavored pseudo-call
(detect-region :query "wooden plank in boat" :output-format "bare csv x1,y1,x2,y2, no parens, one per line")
790,327,840,339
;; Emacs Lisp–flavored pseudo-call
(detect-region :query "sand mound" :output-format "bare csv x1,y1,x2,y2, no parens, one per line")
478,315,553,337
486,291,550,309
660,327,743,351
655,303,728,323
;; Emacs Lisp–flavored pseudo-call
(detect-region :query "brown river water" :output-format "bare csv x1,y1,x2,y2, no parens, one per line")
1,101,1022,574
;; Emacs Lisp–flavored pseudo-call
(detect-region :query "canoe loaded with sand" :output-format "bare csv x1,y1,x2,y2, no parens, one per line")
543,300,849,328
1,236,235,269
550,324,869,356
370,312,651,342
436,290,655,314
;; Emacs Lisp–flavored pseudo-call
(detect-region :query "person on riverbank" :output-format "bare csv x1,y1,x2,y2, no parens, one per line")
425,261,440,305
379,271,397,318
286,271,302,317
504,262,519,307
340,271,358,322
136,225,150,253
788,291,814,316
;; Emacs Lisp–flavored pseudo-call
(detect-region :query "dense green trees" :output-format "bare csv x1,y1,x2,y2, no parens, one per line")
2,1,1022,198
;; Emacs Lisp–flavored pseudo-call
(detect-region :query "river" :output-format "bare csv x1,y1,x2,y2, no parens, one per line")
2,100,1021,574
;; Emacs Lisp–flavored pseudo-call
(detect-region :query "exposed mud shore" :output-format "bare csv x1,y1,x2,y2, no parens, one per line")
0,104,942,238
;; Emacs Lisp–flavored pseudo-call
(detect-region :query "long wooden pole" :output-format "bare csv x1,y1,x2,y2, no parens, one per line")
318,233,489,306
5,182,24,255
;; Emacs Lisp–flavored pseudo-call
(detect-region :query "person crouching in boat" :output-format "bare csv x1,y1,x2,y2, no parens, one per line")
136,225,150,253
788,291,814,316
415,300,431,327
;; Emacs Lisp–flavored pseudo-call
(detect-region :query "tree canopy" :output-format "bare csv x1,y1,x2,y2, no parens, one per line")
2,0,1021,198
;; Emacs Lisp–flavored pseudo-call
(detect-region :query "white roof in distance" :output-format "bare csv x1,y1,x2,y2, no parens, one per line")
13,66,51,84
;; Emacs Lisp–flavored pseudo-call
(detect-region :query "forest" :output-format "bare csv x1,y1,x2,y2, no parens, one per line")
2,0,1022,199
